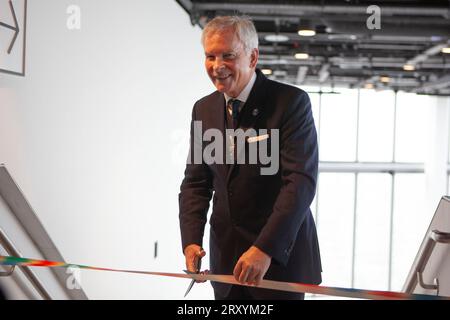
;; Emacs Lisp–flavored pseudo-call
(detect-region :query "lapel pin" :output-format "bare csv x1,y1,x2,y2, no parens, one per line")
252,108,259,116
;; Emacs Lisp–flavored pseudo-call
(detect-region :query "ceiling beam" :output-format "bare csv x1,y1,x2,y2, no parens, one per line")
193,3,450,18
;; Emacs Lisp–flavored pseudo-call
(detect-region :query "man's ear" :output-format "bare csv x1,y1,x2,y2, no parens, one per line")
249,48,259,68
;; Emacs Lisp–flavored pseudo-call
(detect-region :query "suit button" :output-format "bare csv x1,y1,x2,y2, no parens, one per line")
228,191,233,197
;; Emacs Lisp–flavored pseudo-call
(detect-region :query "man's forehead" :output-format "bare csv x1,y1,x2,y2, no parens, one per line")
204,46,241,55
204,32,244,53
206,27,235,39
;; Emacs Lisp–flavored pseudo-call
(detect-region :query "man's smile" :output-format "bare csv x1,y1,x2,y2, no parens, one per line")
215,74,232,81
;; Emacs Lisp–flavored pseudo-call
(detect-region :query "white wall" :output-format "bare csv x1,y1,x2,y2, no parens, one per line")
0,0,215,299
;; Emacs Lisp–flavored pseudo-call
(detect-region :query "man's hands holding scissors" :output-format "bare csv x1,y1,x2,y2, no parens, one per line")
184,244,271,287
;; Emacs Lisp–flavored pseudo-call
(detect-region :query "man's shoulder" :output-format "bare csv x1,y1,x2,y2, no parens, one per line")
192,90,223,115
262,78,311,115
196,90,222,105
266,77,309,100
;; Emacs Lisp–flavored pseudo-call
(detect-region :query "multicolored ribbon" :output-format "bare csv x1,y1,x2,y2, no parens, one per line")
1,255,448,300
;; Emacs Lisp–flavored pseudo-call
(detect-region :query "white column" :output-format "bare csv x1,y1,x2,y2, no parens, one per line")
425,96,450,216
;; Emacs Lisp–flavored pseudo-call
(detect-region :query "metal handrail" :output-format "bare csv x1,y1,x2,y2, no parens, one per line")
0,265,15,277
0,165,87,299
403,229,450,294
0,227,52,300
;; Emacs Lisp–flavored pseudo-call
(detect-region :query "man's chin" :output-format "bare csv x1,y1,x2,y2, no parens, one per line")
214,85,230,94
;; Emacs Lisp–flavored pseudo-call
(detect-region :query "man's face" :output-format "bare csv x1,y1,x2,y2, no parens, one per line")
203,28,258,97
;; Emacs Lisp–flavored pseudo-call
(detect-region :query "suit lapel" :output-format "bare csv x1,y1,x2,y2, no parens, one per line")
226,69,270,184
209,93,229,181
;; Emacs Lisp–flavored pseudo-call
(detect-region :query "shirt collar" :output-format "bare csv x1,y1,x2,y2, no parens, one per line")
224,71,257,106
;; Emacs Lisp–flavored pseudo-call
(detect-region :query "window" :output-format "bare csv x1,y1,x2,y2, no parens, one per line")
354,173,392,290
358,90,395,162
307,88,445,299
319,90,358,161
394,92,429,163
391,173,427,291
309,92,321,135
316,172,355,287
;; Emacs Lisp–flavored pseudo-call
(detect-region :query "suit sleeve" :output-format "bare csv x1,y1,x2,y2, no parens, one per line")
254,90,318,266
178,103,213,252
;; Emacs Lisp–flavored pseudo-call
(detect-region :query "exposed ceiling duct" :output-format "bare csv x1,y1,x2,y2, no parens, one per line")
407,43,449,65
176,0,450,95
296,66,309,85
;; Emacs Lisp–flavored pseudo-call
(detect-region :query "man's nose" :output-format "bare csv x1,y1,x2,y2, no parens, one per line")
213,58,225,71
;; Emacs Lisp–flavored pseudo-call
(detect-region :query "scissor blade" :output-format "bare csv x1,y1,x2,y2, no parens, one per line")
184,253,202,297
184,279,196,297
183,269,195,274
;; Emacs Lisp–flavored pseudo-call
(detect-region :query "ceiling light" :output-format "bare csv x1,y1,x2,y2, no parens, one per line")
264,34,289,42
380,76,390,83
298,21,316,37
441,47,450,54
294,53,309,59
403,64,415,71
261,69,272,75
298,29,316,37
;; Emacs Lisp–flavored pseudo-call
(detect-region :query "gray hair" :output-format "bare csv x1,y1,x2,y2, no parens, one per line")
201,15,259,52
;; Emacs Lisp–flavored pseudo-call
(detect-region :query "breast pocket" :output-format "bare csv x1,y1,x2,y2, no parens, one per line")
246,133,280,177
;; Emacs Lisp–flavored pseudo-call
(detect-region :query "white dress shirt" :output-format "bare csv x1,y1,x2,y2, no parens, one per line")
224,71,257,115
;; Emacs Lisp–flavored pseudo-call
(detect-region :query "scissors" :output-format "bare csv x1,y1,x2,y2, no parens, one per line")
183,254,202,297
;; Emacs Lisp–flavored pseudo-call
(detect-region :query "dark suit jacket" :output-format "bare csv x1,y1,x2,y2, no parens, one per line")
179,69,321,299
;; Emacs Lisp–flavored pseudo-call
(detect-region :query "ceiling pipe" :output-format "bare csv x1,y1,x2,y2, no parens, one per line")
407,43,450,66
318,63,330,82
193,3,450,18
296,66,309,85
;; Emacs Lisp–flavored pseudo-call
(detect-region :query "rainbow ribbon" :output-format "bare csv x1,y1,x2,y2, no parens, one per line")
1,255,448,300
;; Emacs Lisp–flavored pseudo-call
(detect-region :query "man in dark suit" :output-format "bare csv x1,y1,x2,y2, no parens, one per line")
179,15,321,300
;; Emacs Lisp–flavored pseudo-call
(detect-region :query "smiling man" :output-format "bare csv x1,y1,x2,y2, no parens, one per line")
179,15,322,300
203,24,257,97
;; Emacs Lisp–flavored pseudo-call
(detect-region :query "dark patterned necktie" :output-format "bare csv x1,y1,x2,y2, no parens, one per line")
228,99,241,129
226,99,241,166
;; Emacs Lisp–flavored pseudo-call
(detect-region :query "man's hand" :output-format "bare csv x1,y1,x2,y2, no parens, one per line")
184,244,207,283
233,246,271,286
